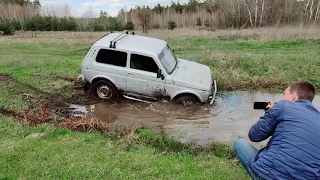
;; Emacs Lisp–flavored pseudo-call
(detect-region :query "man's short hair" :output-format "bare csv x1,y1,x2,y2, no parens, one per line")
289,81,315,101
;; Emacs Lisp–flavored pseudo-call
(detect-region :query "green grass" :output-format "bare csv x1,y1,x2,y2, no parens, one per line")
1,35,320,93
0,116,249,179
1,36,319,95
0,43,88,93
166,38,320,91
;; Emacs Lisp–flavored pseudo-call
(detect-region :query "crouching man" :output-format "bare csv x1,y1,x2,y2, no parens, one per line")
234,82,320,180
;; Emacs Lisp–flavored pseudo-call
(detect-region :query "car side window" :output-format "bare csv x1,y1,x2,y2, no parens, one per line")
130,54,159,73
96,49,127,67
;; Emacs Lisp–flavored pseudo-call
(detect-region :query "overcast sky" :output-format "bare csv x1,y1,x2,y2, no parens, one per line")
40,0,189,17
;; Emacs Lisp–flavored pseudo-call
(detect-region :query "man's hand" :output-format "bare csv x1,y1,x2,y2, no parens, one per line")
249,101,284,142
265,102,273,111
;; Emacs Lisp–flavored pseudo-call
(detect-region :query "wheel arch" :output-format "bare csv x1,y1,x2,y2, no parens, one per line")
171,91,204,103
91,76,118,90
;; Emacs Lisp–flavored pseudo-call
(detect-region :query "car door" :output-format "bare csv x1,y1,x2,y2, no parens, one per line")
126,53,166,98
91,48,127,91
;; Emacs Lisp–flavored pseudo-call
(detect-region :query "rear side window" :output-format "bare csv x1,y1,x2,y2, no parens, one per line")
96,49,127,67
130,54,159,73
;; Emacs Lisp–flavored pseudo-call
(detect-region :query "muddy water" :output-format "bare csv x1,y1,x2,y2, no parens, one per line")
68,91,320,146
70,100,212,126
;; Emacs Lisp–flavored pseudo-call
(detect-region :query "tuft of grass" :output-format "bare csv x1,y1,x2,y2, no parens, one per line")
137,128,190,154
136,128,236,159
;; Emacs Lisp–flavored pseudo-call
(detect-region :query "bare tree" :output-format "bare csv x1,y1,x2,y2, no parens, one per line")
315,0,320,23
243,0,253,27
309,0,315,22
259,0,265,27
0,2,36,20
137,7,151,33
254,0,258,27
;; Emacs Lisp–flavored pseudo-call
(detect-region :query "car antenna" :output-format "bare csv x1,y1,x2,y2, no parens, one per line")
109,31,128,48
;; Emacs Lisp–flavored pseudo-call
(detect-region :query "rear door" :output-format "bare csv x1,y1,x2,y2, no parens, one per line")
126,53,166,97
90,48,127,90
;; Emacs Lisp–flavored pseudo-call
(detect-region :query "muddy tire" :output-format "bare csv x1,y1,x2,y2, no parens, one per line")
174,94,199,105
90,80,119,101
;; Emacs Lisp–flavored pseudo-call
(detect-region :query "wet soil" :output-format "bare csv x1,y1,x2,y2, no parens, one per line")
0,74,14,82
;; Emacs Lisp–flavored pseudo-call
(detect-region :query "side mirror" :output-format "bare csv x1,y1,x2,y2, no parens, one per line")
157,69,165,80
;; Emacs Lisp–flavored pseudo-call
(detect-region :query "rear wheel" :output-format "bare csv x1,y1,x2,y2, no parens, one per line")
174,94,199,106
90,80,119,101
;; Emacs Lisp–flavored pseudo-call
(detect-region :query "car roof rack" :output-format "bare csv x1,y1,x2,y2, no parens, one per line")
109,31,135,49
109,31,128,48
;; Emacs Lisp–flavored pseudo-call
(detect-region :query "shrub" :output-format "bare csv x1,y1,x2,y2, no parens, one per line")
124,21,135,30
0,20,15,35
93,23,105,32
204,20,211,28
168,20,177,30
106,17,124,31
11,20,22,31
196,17,202,27
23,17,37,31
60,17,77,31
43,16,59,31
152,23,160,29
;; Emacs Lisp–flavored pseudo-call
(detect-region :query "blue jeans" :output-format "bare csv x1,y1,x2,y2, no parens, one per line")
234,139,261,180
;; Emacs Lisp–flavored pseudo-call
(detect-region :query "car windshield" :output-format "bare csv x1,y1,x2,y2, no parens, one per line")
158,46,178,74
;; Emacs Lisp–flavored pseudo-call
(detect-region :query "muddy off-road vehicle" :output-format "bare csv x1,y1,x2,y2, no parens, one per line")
81,31,217,105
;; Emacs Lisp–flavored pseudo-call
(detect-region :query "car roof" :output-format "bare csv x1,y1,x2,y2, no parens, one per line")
94,32,167,57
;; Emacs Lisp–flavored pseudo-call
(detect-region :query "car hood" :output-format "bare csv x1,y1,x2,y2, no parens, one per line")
172,59,212,91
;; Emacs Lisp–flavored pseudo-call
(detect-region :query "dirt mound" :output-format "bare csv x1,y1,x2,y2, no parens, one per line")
1,107,52,126
0,74,14,82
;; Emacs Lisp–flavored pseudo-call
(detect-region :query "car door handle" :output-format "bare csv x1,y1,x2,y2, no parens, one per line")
128,72,134,76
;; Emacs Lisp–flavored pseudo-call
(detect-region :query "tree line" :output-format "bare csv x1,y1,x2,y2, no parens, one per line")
121,0,320,30
1,0,320,35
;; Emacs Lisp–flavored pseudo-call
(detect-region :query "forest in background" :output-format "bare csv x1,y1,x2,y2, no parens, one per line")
1,0,320,35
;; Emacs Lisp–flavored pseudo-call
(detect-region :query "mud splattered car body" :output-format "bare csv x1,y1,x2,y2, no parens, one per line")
81,32,217,104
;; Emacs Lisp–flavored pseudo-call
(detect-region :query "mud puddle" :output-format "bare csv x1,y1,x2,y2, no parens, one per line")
168,91,320,147
63,92,320,146
65,100,211,127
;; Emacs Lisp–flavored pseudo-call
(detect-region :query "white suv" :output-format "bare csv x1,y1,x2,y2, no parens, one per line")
81,31,217,105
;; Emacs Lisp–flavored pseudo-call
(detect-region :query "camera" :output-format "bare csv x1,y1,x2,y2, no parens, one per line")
253,102,269,110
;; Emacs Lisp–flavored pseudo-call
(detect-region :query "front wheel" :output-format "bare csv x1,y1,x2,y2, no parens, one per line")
174,95,199,106
90,80,119,101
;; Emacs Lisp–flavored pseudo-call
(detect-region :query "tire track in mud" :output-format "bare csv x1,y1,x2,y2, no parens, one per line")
0,74,108,130
0,74,210,134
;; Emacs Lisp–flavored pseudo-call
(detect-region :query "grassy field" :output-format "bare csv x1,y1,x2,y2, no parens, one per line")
169,37,320,91
1,27,320,94
0,116,249,179
0,27,319,179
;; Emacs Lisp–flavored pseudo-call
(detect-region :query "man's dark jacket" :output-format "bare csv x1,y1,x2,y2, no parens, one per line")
249,100,320,179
